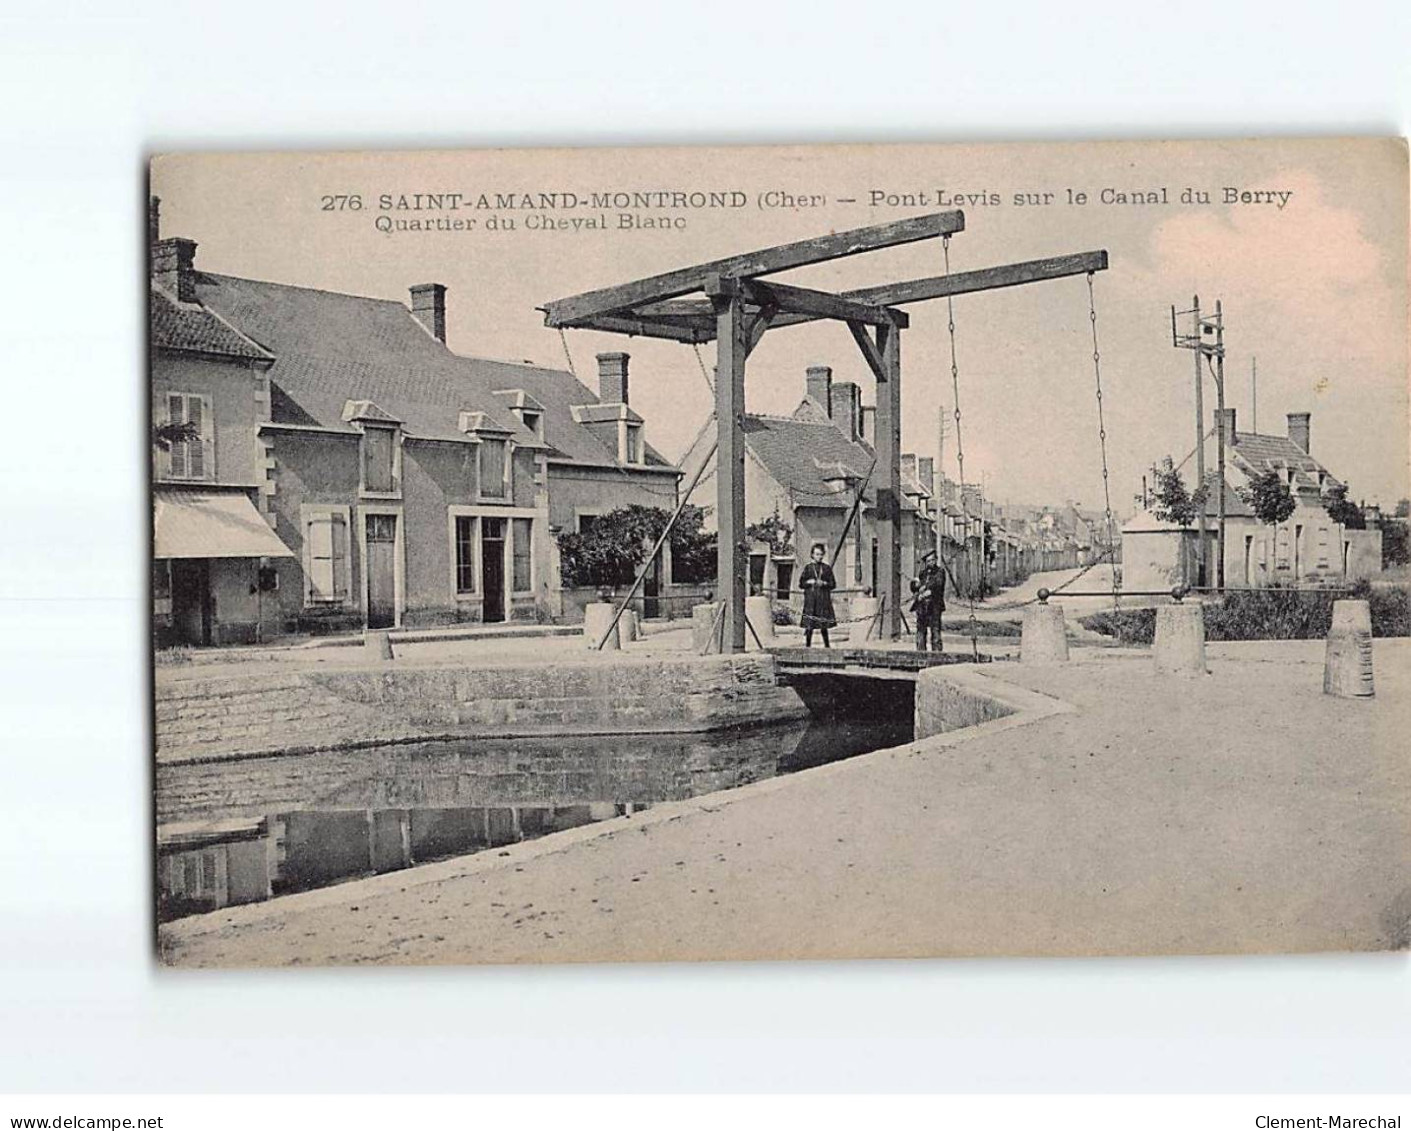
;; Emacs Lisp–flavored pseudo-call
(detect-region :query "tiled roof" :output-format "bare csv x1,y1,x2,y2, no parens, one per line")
194,272,673,469
742,414,876,509
150,285,273,362
1229,431,1340,491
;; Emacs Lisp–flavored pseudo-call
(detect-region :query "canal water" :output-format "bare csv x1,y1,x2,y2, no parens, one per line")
156,685,914,922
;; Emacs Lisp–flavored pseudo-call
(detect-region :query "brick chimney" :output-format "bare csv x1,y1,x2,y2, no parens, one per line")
860,405,876,447
149,195,161,247
918,456,935,494
806,366,833,416
1287,411,1311,454
832,382,861,442
409,283,447,342
596,352,630,405
151,236,198,303
1216,407,1237,448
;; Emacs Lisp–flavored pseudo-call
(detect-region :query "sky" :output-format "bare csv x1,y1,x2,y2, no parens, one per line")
152,138,1409,514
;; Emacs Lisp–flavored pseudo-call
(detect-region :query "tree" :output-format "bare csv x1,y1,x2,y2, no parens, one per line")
1146,457,1206,527
555,503,716,589
1242,468,1297,526
744,507,793,558
1394,498,1410,519
1322,482,1365,529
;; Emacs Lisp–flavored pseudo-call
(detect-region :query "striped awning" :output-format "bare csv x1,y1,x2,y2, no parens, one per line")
154,489,295,560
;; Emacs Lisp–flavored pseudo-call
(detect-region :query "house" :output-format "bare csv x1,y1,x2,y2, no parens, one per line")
151,230,298,647
150,208,681,641
678,365,935,619
1122,408,1382,591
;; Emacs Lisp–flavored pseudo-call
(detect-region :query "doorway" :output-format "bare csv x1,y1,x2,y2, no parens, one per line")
365,514,398,629
642,554,661,619
482,516,506,623
170,558,212,646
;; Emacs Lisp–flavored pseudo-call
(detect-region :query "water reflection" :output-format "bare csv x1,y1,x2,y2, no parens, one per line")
156,713,913,922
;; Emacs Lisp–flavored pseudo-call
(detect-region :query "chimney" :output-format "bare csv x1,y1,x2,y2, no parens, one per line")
860,405,876,447
596,352,630,405
148,196,161,247
151,236,198,303
918,456,935,494
1215,407,1237,448
832,382,861,442
806,365,833,416
409,283,447,342
1287,411,1311,454
901,453,917,485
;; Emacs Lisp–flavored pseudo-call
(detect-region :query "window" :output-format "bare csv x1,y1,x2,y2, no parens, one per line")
577,513,599,534
479,438,508,498
520,410,543,439
361,426,396,493
305,510,350,603
165,392,211,480
624,423,644,465
512,517,533,592
454,516,477,594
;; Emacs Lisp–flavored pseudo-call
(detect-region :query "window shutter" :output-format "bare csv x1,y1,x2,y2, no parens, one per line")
308,516,335,599
330,514,348,597
167,394,186,477
187,397,205,479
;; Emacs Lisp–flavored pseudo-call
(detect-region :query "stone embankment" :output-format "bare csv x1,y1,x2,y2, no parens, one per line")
155,655,807,764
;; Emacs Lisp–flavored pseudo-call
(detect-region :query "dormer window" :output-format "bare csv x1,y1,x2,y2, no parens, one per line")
520,409,544,440
623,422,644,465
479,436,509,499
361,425,397,494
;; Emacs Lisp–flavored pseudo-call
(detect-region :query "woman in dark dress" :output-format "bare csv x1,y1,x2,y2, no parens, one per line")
799,542,837,648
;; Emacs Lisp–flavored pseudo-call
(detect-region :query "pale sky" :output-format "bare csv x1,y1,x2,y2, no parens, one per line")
153,138,1409,512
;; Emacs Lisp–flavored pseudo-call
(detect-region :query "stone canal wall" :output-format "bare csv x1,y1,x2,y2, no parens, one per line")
913,666,1018,739
155,655,808,764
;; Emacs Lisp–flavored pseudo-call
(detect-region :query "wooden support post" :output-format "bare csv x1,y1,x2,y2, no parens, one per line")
874,322,903,641
713,284,749,654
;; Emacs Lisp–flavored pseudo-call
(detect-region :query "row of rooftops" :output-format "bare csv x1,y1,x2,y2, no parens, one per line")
148,209,673,474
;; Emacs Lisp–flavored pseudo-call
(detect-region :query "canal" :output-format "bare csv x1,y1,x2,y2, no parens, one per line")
156,674,915,921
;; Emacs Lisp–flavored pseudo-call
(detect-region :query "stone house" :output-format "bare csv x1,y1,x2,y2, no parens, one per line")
150,216,680,642
1122,408,1382,591
679,365,935,621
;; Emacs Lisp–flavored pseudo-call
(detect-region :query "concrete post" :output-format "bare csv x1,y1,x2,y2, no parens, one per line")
618,608,639,644
364,629,394,661
583,602,620,651
850,595,880,640
1021,603,1069,664
744,595,775,651
1324,599,1374,698
1153,603,1207,675
691,602,723,654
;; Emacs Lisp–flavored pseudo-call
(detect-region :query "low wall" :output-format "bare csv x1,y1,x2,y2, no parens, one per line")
913,667,1017,738
155,654,808,764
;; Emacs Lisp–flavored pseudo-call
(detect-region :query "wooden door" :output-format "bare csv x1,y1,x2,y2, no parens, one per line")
365,514,397,629
170,559,212,646
482,517,505,623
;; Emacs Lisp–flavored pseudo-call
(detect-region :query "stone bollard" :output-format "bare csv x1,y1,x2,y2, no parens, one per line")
582,602,620,651
1021,602,1069,664
1153,603,1207,676
1324,599,1375,698
850,595,880,640
364,629,394,661
618,608,639,644
744,595,776,651
691,602,723,654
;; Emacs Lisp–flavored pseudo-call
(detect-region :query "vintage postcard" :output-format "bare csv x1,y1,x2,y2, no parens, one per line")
150,138,1409,967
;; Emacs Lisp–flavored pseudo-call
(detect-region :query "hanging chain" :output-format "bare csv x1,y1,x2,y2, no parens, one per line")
1087,270,1123,635
943,235,981,661
691,342,716,395
557,326,578,380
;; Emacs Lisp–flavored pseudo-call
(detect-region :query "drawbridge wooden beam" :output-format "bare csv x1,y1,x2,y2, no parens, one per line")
541,211,964,328
628,250,1109,333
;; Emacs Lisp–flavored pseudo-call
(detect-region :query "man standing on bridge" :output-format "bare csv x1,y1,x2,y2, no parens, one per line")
910,549,946,652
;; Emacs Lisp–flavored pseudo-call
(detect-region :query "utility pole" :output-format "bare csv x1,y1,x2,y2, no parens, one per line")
1251,356,1257,435
1171,295,1229,590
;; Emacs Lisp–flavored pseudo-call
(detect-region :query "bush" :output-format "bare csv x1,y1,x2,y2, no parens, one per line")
941,617,1022,637
1079,608,1156,643
1078,583,1410,642
771,605,794,627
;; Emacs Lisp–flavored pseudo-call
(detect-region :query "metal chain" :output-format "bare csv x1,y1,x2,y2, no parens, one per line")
557,326,578,379
943,235,981,660
1086,271,1124,637
691,342,716,395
